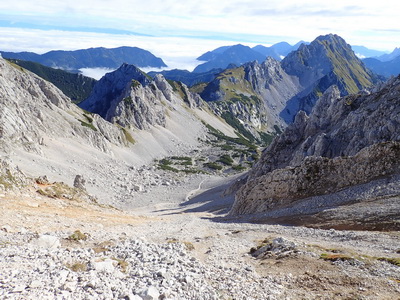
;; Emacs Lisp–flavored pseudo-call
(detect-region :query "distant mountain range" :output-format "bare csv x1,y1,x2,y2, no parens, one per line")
193,44,266,73
148,68,223,87
252,41,306,60
350,46,387,58
0,46,167,71
193,41,306,73
363,55,400,77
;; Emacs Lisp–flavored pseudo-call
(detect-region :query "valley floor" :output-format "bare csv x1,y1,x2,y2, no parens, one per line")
1,174,400,299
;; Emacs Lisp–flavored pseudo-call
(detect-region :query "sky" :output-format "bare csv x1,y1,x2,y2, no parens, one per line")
0,0,399,72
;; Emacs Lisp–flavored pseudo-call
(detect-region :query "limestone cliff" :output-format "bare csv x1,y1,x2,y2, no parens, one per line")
199,59,301,142
0,57,128,154
229,76,400,228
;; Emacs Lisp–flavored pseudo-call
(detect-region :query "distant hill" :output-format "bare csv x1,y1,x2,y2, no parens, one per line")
148,68,222,87
376,47,400,62
351,45,387,59
193,44,266,73
7,59,96,103
363,56,400,77
252,41,306,60
0,46,167,71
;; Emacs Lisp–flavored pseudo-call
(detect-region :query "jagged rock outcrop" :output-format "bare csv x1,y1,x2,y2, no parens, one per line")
231,142,400,215
79,63,151,117
0,57,128,154
199,62,300,142
249,77,400,179
80,64,203,131
243,58,302,129
229,76,400,228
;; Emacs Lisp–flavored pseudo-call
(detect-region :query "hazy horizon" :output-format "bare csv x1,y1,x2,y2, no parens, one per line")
1,1,399,62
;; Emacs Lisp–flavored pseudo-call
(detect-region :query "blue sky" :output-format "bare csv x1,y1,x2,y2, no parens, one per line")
0,0,399,70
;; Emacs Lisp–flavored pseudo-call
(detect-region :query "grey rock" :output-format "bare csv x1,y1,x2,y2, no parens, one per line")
230,75,400,224
73,175,86,190
140,286,160,300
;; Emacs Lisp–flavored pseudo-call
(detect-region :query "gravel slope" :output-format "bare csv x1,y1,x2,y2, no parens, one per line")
1,174,399,299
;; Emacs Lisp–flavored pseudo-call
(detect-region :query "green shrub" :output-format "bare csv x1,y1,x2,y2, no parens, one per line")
218,154,234,166
203,162,223,170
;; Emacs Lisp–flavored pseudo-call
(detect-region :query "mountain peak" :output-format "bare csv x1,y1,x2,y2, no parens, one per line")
79,64,151,116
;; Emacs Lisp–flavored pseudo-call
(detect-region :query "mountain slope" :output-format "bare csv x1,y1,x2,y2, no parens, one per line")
79,63,239,137
0,46,167,71
229,76,400,229
0,56,133,175
197,58,301,142
280,34,378,121
6,59,96,103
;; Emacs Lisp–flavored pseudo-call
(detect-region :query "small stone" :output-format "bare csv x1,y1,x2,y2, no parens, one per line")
93,259,115,273
35,175,49,185
1,225,12,232
29,280,42,288
13,285,25,292
33,234,61,249
133,184,143,192
140,286,160,300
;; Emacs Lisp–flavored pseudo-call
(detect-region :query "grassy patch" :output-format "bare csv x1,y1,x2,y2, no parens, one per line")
378,257,400,266
232,164,246,171
113,258,129,273
67,230,87,241
80,120,97,131
0,169,19,190
67,262,87,272
121,127,135,144
320,253,354,262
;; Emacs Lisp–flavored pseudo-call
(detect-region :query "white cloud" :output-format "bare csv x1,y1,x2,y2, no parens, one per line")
0,0,399,58
79,68,115,80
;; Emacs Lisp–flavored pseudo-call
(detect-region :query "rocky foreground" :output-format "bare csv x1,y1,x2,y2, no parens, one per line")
1,173,399,300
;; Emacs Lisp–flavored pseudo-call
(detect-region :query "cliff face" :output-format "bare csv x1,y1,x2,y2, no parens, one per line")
199,59,301,142
0,57,127,154
229,76,400,228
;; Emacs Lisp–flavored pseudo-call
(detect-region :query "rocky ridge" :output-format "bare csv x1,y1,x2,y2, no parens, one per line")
196,34,376,143
230,75,400,228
